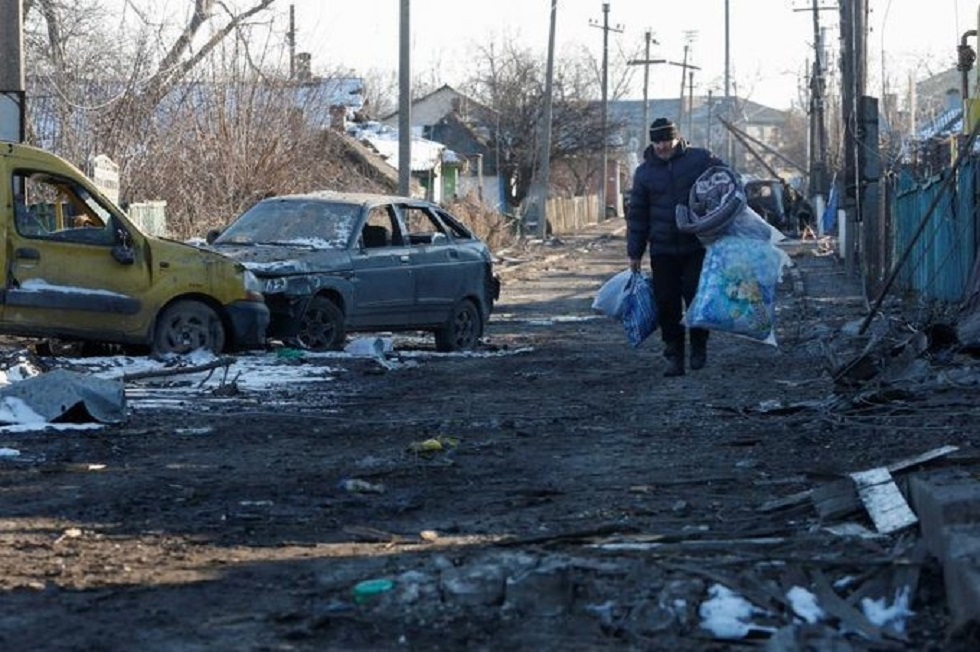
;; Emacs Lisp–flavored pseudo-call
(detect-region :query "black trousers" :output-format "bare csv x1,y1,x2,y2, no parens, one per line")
649,250,709,348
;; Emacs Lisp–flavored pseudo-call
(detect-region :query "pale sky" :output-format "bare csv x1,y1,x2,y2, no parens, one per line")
279,0,978,110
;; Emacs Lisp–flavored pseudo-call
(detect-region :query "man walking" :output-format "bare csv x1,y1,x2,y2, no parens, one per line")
626,117,727,377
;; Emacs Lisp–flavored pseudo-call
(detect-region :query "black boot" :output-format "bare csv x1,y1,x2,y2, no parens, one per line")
690,338,707,370
663,341,685,377
689,330,709,370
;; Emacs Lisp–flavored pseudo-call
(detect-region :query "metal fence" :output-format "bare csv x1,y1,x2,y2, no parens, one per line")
882,159,979,305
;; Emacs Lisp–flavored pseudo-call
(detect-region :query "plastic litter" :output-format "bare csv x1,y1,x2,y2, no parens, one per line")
338,478,386,494
352,578,394,604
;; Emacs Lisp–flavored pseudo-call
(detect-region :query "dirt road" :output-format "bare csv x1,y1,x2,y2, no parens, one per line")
0,219,973,650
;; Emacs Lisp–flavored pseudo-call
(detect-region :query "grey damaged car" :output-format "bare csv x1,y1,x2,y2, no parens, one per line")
206,192,500,352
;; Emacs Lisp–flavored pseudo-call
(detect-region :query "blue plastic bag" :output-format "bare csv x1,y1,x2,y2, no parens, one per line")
620,272,658,347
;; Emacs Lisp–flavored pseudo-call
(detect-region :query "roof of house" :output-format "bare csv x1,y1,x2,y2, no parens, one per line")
607,96,788,130
382,84,496,124
348,121,460,172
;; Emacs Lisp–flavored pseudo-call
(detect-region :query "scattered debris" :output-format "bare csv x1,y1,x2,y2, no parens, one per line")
338,478,386,494
0,368,126,425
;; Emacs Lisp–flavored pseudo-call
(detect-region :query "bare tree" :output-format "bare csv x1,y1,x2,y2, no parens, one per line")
22,1,400,239
25,0,277,161
360,67,399,120
463,40,631,213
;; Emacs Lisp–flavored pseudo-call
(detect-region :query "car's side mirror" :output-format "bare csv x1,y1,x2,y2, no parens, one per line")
206,228,221,244
112,226,136,265
112,243,135,265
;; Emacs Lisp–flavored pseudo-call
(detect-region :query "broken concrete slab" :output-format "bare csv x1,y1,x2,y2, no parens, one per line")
908,470,980,559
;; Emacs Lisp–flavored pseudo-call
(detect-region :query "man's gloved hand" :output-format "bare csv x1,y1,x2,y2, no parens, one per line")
629,258,642,273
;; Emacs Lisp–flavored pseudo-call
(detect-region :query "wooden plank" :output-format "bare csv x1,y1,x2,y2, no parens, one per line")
884,444,959,473
809,569,890,643
759,445,959,514
850,468,918,534
811,478,860,519
759,488,813,512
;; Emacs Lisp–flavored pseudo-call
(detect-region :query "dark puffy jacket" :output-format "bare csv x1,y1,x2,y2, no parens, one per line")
627,141,724,258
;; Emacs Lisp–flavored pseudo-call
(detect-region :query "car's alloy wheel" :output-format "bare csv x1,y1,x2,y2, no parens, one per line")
294,296,346,351
435,299,481,352
153,300,225,355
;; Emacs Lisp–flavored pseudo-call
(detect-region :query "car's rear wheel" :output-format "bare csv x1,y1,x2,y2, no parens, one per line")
293,296,345,351
153,300,225,356
434,299,482,352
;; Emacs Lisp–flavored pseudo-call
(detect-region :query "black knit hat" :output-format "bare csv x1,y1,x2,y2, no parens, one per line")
649,117,679,143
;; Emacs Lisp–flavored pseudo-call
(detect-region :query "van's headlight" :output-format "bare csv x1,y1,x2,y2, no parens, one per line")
243,270,264,301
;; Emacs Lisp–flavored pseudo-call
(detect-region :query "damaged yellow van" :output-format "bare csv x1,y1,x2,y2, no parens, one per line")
1,141,269,355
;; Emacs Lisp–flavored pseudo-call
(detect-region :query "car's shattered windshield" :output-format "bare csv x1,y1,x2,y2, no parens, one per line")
215,199,359,249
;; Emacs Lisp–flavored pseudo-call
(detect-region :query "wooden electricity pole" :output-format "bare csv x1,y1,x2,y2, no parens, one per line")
839,0,868,276
794,1,834,218
626,31,663,148
397,0,411,196
590,3,623,220
528,0,558,238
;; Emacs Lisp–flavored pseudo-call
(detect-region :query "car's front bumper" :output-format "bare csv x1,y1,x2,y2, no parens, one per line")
226,300,271,350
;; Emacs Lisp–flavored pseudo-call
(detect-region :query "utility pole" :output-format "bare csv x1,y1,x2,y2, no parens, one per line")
687,70,695,136
0,0,25,143
397,0,411,196
628,43,700,151
529,0,558,239
626,31,662,148
590,3,623,220
840,0,868,276
678,43,689,125
724,0,733,162
288,4,296,79
706,90,715,151
795,1,834,228
665,57,700,132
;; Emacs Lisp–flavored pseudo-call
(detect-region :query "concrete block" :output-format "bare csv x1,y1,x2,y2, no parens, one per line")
907,471,980,560
940,528,980,628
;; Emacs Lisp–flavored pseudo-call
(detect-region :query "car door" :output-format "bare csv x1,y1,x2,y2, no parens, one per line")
398,203,469,326
2,171,152,339
347,204,414,329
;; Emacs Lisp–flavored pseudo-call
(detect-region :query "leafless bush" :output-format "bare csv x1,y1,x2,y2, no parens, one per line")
119,75,398,240
444,194,515,251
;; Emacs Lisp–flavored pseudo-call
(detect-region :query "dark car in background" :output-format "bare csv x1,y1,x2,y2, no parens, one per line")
744,179,815,238
206,192,500,352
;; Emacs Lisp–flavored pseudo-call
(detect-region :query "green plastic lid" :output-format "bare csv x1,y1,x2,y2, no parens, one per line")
353,578,394,603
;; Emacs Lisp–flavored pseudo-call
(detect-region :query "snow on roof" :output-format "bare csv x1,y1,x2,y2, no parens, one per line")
348,121,458,172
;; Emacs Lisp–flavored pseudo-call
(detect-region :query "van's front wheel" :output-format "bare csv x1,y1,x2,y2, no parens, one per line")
153,300,226,356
